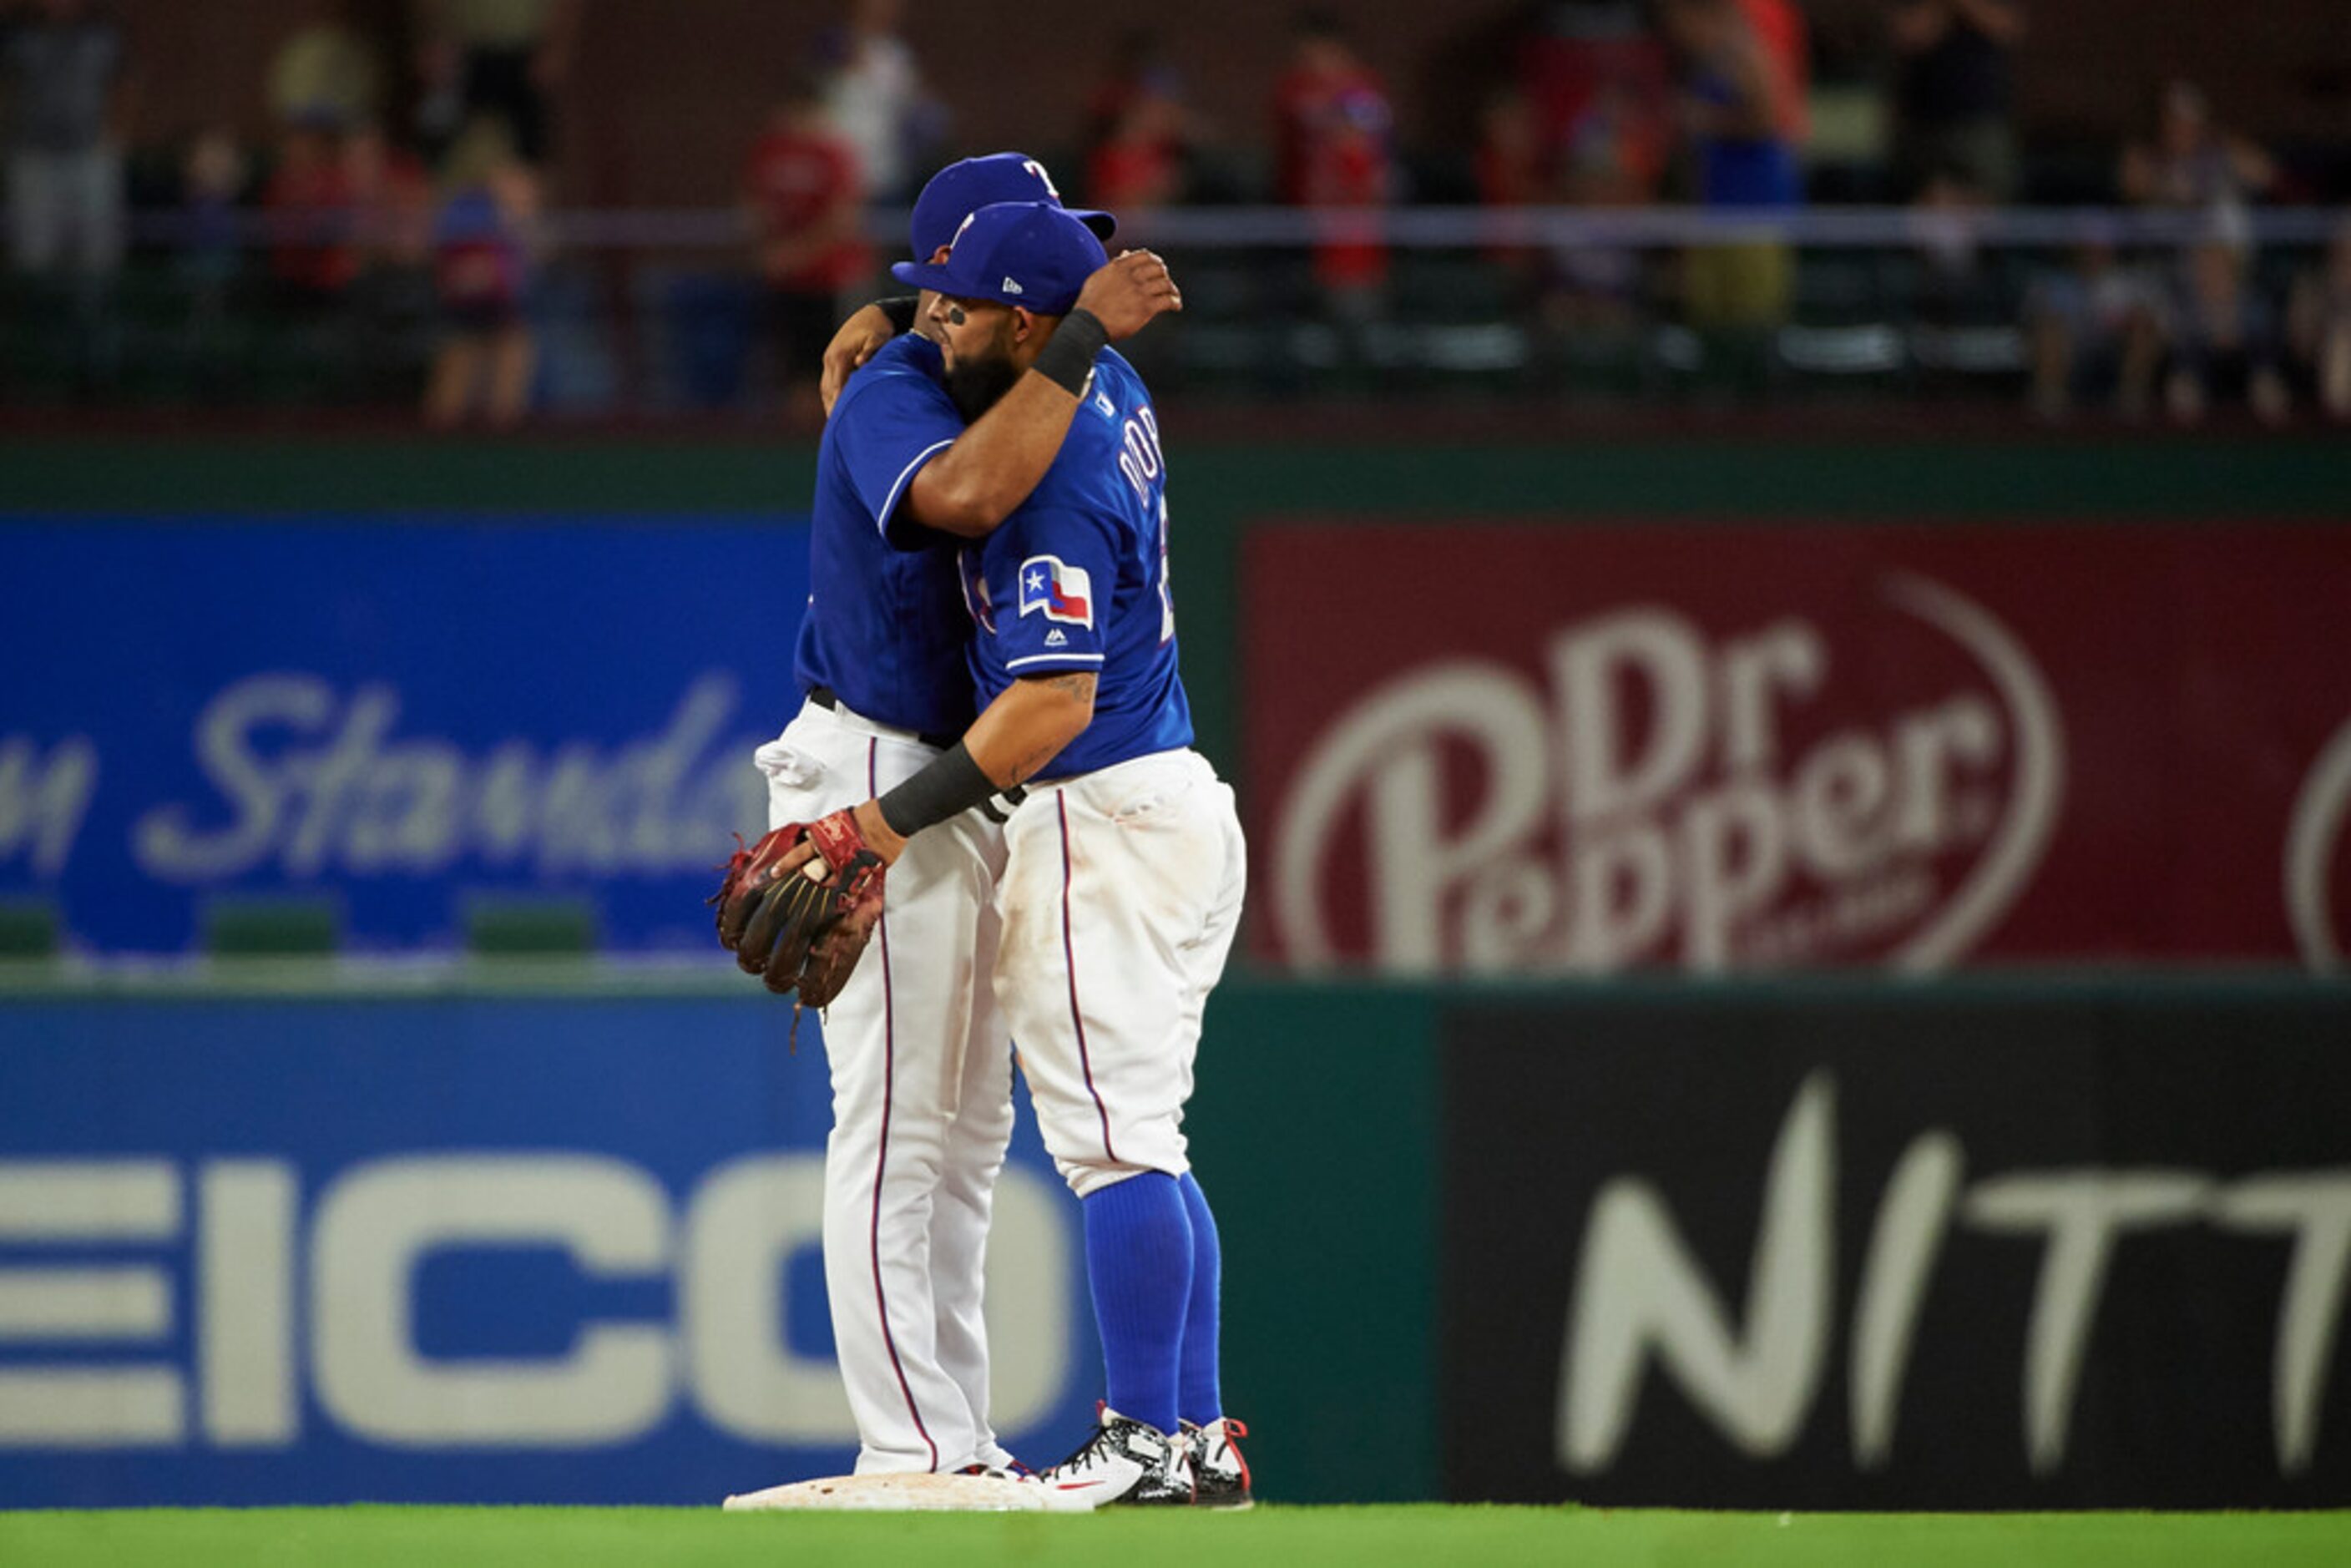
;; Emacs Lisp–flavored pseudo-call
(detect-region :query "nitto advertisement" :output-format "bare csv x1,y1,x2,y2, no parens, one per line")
1245,522,2351,974
1439,988,2351,1508
0,519,807,955
0,996,1098,1505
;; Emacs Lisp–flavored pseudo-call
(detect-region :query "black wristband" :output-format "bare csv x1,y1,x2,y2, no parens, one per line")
1032,308,1110,397
876,295,921,335
877,741,999,839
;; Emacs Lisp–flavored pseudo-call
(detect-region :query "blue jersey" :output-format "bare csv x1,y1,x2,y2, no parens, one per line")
958,349,1193,778
792,333,976,738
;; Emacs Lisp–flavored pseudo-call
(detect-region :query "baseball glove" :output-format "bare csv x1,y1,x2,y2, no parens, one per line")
712,811,887,1005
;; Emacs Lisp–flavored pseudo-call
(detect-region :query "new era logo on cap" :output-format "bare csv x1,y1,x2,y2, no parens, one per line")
1003,277,1024,296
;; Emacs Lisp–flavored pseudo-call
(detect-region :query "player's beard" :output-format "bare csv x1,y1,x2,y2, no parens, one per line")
943,341,1022,424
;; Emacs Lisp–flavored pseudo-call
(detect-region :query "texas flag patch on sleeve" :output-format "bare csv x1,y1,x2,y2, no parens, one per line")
1017,555,1094,628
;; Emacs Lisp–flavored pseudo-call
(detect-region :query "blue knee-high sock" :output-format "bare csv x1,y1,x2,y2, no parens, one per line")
1081,1171,1191,1437
1176,1171,1223,1428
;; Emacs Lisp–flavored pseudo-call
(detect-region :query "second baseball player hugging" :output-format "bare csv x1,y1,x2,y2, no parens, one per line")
766,200,1248,1508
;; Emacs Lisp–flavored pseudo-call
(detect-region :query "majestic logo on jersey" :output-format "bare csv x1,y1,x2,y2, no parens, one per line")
1019,556,1093,628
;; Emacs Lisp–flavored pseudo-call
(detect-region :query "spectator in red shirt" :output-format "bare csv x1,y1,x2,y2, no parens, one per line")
1475,87,1549,291
1506,6,1672,332
1519,0,1672,195
346,123,432,271
1272,9,1393,317
1273,11,1384,200
1088,88,1186,218
746,71,870,419
1084,28,1189,216
262,115,359,308
1085,29,1185,172
1732,0,1808,146
1476,86,1550,212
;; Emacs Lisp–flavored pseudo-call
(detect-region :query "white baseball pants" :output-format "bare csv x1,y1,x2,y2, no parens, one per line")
992,748,1246,1199
756,696,1014,1474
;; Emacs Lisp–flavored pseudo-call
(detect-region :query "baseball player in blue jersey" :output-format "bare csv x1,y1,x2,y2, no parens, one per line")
747,157,1180,1483
768,201,1251,1510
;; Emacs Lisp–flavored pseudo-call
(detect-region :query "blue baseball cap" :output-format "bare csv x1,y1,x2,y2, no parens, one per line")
892,202,1110,316
907,153,1115,260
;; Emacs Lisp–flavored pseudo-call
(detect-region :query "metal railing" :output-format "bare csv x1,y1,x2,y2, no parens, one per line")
108,202,2351,250
4,204,2340,418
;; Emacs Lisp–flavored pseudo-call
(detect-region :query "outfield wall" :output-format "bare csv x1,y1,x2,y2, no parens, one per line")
6,437,2349,971
3,977,2347,1507
6,432,2351,786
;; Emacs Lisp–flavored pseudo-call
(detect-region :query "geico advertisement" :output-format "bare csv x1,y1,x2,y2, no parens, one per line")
0,998,1097,1505
0,520,804,956
1439,989,2351,1509
1244,521,2351,974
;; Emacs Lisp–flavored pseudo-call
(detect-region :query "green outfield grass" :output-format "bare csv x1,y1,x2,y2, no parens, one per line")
5,1506,2350,1567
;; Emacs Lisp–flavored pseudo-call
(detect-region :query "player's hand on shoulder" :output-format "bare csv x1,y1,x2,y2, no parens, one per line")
1075,249,1184,343
820,304,898,417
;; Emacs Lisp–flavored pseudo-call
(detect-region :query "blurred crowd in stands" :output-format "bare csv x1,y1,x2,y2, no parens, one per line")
4,0,2349,424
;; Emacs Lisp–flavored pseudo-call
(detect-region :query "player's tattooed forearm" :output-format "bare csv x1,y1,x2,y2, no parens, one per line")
1002,747,1056,786
999,673,1097,786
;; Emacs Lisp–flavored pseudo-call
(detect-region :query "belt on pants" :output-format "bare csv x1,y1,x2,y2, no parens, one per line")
804,685,1027,822
806,685,959,750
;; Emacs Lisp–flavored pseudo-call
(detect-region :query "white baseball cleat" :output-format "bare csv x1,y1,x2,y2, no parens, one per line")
1034,1406,1195,1510
954,1460,1034,1483
1181,1416,1253,1510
